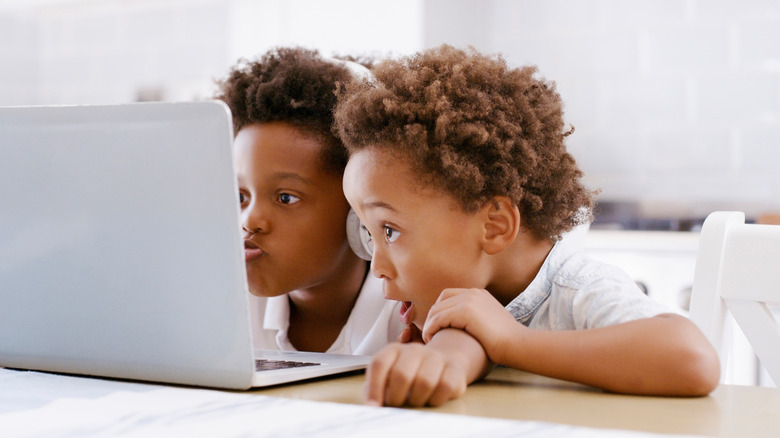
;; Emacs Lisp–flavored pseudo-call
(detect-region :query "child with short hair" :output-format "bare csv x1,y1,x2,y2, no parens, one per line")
334,45,720,406
215,47,403,354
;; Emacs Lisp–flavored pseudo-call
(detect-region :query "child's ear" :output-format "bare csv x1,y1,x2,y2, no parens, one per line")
479,196,520,255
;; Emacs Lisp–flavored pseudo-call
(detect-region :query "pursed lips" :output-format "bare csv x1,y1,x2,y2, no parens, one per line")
244,239,265,263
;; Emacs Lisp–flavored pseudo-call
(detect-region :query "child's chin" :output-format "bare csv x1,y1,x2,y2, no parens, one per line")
248,288,271,298
247,282,286,298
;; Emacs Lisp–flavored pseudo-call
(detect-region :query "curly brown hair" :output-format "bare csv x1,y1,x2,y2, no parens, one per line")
334,45,594,240
215,46,369,174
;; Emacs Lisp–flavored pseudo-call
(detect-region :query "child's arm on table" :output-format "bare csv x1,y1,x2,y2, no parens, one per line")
423,288,721,396
365,328,491,407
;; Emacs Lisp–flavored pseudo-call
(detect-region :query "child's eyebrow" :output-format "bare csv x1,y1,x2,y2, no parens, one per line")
362,200,397,212
272,172,311,185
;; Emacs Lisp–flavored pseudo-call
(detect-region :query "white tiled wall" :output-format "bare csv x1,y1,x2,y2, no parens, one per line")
1,0,779,211
227,0,423,62
0,13,37,106
0,0,423,107
29,0,230,104
425,0,780,214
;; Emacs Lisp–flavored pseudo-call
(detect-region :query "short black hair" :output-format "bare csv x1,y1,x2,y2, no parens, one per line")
215,46,368,174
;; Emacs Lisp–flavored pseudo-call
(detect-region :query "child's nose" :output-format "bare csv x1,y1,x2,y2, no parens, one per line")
369,244,394,280
242,204,271,234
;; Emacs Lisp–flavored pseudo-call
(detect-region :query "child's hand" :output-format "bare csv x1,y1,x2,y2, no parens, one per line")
364,341,468,407
421,288,521,364
397,323,424,343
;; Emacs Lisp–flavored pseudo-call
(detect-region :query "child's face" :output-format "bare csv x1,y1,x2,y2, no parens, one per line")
234,122,353,297
343,148,488,329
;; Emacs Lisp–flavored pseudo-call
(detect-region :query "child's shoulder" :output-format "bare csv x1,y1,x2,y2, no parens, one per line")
532,246,669,329
508,239,649,323
550,249,635,291
541,237,634,291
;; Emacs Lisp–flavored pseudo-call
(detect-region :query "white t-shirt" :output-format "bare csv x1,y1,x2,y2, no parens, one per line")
248,274,403,355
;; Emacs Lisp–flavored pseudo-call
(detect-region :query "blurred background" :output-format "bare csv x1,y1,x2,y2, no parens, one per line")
1,0,778,385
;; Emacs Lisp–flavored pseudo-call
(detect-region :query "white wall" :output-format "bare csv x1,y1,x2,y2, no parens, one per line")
33,0,231,104
228,0,423,63
0,13,37,105
424,0,780,217
0,0,423,106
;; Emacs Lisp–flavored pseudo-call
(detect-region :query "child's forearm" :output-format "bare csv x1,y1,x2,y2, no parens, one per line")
427,328,493,384
496,314,720,396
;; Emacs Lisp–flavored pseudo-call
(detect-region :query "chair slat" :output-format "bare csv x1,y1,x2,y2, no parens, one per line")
689,211,780,386
725,299,780,384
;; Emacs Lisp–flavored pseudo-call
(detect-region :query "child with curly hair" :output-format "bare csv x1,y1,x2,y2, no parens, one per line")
334,45,720,406
215,47,403,354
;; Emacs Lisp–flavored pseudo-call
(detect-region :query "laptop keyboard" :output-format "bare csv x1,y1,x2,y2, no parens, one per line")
255,359,321,372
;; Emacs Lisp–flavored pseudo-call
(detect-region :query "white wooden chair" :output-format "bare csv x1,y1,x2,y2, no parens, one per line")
689,211,780,385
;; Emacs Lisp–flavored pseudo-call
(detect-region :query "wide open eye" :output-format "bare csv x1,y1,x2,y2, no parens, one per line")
384,225,400,243
278,193,301,205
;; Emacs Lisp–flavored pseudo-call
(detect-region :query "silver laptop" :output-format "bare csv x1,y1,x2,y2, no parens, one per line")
0,101,370,389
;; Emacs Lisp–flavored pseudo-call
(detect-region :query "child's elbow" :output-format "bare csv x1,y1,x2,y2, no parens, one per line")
653,314,720,396
675,341,721,396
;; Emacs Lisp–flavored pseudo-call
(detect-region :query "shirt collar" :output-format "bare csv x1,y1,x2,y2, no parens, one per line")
260,263,379,352
263,294,290,332
504,234,578,324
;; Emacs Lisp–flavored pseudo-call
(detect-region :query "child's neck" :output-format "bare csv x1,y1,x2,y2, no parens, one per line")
286,255,368,352
486,229,554,306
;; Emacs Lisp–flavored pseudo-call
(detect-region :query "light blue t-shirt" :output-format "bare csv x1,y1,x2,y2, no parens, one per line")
506,237,671,330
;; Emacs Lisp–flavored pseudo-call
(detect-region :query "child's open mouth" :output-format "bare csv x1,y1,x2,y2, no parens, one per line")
399,301,414,325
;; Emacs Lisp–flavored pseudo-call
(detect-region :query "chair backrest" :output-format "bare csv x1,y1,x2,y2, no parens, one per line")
689,211,780,385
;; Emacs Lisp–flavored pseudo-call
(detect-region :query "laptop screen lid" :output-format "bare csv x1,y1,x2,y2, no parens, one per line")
0,102,259,388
